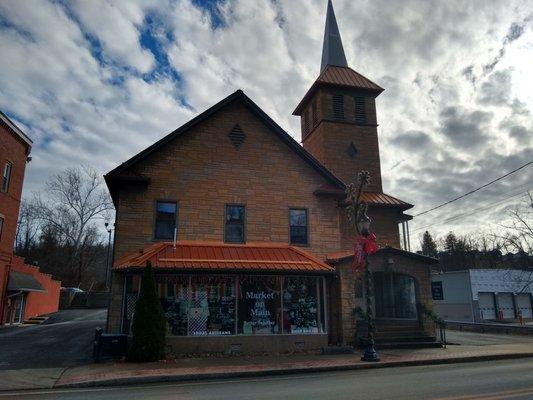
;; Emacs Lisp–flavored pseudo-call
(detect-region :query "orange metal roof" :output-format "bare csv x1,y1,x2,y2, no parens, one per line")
313,184,413,210
114,241,334,274
360,192,413,209
293,65,384,115
317,65,384,92
326,246,439,264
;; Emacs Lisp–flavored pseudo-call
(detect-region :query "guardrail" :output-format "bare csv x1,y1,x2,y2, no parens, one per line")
445,321,533,336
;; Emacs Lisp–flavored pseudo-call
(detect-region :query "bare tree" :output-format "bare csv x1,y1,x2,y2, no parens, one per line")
15,199,41,254
33,166,113,286
500,192,533,255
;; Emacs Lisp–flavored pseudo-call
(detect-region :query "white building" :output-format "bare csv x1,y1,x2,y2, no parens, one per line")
431,269,533,322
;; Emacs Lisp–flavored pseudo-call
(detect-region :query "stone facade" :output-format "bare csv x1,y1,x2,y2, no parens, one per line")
107,97,346,333
105,91,436,351
340,206,402,251
329,251,436,345
167,334,328,355
300,87,382,192
113,98,341,262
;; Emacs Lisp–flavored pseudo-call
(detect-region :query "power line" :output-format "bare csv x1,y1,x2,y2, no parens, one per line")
412,184,531,233
410,188,531,235
413,161,533,217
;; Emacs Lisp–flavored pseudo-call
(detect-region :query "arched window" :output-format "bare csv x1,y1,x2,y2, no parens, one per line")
373,272,418,319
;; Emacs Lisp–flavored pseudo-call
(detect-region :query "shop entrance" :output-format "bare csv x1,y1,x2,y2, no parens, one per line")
373,272,418,320
6,292,26,324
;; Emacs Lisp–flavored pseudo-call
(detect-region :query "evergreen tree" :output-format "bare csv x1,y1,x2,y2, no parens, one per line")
421,231,438,258
128,262,166,362
444,232,458,253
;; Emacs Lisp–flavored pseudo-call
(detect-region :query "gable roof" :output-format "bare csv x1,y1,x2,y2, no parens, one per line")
293,65,384,115
105,90,345,198
0,110,33,150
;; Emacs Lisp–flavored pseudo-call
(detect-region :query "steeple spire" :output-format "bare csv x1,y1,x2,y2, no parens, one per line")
320,0,348,74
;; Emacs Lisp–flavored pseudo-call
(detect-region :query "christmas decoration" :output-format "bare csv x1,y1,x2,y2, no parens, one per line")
352,233,378,272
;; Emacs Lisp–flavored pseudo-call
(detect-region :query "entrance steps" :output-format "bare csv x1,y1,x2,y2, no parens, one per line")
357,321,442,349
23,316,48,325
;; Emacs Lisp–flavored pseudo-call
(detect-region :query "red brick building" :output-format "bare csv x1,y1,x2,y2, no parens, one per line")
0,111,61,325
105,0,438,353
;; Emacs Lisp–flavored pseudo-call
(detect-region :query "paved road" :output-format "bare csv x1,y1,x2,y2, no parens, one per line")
3,358,533,400
0,309,107,370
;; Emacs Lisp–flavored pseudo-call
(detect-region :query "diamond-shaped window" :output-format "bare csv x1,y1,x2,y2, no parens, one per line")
346,142,358,159
228,124,246,149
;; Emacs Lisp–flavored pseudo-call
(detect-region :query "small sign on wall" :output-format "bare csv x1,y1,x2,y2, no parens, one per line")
432,281,444,300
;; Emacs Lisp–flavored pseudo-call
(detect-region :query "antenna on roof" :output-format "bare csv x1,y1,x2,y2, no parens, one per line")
173,228,177,249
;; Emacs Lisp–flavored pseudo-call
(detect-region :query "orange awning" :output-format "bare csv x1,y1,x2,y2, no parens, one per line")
114,241,334,274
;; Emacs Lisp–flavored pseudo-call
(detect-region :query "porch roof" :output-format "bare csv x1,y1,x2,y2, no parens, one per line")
7,271,45,292
326,246,439,264
114,241,335,274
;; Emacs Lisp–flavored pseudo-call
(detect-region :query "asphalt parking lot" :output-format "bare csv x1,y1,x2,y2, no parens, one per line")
0,309,107,370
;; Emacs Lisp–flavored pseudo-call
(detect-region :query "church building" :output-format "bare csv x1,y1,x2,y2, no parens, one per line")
105,0,439,354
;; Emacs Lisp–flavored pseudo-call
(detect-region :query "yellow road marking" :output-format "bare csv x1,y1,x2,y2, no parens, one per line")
433,387,533,400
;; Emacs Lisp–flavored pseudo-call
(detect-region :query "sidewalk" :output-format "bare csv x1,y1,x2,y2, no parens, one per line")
2,341,533,392
55,342,533,389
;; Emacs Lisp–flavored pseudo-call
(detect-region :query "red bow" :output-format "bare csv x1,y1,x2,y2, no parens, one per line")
352,234,378,272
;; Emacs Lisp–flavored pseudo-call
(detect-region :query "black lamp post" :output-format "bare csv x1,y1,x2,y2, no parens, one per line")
358,211,380,362
346,171,380,362
104,222,114,291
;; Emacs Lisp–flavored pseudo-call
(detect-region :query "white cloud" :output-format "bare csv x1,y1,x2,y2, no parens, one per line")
68,0,155,73
0,0,532,246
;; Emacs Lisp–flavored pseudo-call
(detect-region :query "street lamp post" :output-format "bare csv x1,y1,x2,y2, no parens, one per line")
358,212,380,362
104,222,114,291
346,171,380,362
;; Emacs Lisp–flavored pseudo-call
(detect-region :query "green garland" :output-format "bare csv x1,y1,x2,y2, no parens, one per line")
418,303,446,327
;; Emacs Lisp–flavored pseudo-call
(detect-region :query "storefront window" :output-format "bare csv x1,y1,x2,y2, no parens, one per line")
237,276,282,334
157,275,189,336
189,276,235,336
283,277,322,334
127,273,326,337
123,274,141,334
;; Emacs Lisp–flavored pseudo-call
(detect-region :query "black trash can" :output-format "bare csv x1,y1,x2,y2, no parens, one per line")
93,327,128,362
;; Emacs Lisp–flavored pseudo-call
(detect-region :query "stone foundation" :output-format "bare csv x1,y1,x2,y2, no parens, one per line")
166,334,328,355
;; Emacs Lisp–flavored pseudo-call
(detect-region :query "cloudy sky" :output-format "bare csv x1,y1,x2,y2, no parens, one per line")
1,0,532,247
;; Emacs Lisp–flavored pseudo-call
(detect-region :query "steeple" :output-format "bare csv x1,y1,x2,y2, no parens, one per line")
320,0,348,74
293,0,384,192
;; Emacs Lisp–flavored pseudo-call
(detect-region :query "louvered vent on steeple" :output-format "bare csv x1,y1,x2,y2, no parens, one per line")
228,124,246,149
354,96,366,124
332,94,344,119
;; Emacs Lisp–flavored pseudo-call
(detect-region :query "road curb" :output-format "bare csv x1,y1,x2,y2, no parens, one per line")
54,352,533,389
